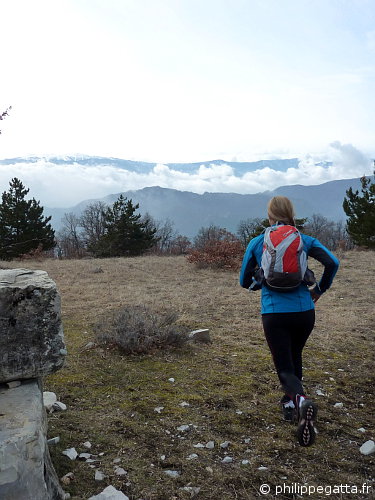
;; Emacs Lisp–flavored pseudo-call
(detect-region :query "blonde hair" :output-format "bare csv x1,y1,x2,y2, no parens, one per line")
267,196,295,225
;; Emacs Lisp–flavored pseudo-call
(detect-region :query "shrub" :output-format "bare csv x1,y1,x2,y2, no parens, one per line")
94,305,189,354
187,237,244,270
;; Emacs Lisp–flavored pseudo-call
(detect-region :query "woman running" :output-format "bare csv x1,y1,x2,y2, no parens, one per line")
240,196,339,446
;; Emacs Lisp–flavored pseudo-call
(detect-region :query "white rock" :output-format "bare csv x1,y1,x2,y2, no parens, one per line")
205,441,215,449
53,401,67,411
47,436,60,445
62,448,78,460
221,456,233,464
177,425,190,432
357,427,366,433
168,378,175,383
316,389,325,396
334,402,344,408
187,453,199,460
43,391,58,411
193,443,205,448
360,440,375,456
95,470,106,481
188,329,211,344
88,485,129,500
241,460,250,465
179,486,201,496
154,406,164,413
164,470,180,478
220,441,230,449
6,380,21,389
179,401,190,407
83,441,92,449
114,467,127,476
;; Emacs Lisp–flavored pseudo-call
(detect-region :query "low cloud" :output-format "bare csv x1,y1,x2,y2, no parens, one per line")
0,143,372,208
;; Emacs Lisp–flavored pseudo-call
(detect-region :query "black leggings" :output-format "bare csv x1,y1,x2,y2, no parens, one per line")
262,309,315,400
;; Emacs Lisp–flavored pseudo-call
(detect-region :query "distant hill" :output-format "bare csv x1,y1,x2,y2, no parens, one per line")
45,177,363,238
0,154,306,175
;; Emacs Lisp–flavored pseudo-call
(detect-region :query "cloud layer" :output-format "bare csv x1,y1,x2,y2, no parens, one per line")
0,143,372,208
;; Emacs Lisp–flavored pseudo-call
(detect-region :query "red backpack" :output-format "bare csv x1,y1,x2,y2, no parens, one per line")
259,225,314,292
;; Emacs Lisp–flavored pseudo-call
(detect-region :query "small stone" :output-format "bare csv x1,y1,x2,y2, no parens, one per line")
47,436,60,445
188,329,211,344
53,401,67,411
164,470,180,478
6,380,21,389
87,485,129,500
62,448,78,460
334,402,343,408
83,441,92,449
168,378,175,383
205,441,215,449
221,456,233,464
193,443,205,448
114,467,127,476
357,427,366,433
79,453,91,460
95,470,106,481
60,472,74,486
179,486,201,497
154,406,164,413
83,341,96,350
220,441,230,449
360,440,375,456
187,453,199,460
177,425,190,432
43,391,58,411
241,460,250,465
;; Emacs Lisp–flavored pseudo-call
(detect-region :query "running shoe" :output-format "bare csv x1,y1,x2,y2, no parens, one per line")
295,396,318,447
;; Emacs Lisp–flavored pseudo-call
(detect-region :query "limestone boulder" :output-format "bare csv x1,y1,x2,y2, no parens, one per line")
0,269,66,383
0,379,65,500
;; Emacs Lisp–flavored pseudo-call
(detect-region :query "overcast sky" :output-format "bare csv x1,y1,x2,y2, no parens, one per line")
0,0,374,205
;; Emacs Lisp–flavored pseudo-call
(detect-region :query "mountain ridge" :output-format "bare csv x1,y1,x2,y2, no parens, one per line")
45,176,363,238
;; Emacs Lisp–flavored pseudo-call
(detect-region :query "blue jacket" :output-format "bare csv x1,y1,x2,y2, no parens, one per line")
239,229,340,314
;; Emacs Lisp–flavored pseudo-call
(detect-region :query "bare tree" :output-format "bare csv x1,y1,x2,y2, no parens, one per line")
57,212,85,258
304,214,353,251
80,201,107,252
170,235,191,255
237,218,264,247
0,106,11,134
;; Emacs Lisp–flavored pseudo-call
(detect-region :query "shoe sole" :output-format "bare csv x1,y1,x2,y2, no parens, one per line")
296,400,318,447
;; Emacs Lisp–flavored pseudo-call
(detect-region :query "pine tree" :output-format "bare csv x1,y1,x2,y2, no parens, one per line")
0,178,55,260
95,195,157,257
343,169,375,248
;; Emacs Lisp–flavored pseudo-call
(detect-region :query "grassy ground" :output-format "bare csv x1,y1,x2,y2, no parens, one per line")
5,251,375,499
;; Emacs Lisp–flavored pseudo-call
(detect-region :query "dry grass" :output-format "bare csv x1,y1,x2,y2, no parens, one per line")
4,251,375,499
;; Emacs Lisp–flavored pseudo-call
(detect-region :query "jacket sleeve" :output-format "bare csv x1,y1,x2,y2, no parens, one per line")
239,236,261,289
307,238,340,294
